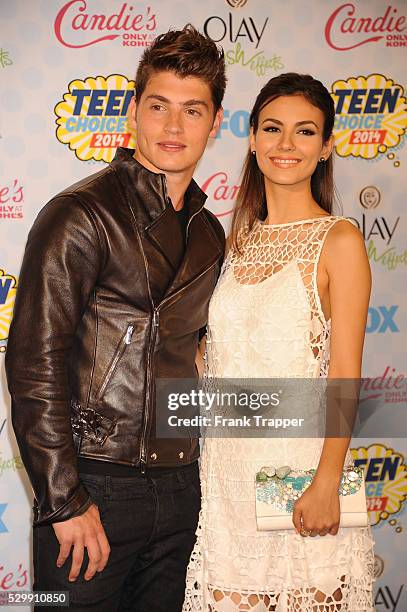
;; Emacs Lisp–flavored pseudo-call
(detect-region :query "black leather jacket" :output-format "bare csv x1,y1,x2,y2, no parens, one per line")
5,148,225,526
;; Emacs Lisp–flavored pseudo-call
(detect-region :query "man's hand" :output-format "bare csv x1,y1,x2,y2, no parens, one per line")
52,504,110,582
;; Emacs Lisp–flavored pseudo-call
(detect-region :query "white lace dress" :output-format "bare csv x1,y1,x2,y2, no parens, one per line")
183,217,375,611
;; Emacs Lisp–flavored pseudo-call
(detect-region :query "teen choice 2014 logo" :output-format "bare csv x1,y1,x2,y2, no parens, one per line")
351,443,407,528
0,270,17,353
55,74,136,163
331,74,407,159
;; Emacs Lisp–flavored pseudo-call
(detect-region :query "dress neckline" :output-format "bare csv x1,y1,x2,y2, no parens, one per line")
258,215,334,228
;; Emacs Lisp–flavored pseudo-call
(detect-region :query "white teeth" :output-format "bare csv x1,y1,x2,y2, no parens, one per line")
273,159,299,164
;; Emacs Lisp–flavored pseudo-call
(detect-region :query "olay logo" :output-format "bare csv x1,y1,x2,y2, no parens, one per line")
55,0,157,49
325,4,406,51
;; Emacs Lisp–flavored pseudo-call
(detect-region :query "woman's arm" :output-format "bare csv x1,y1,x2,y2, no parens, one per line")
292,220,371,536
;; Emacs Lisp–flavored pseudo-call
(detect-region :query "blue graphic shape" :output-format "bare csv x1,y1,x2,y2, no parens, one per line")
0,504,8,533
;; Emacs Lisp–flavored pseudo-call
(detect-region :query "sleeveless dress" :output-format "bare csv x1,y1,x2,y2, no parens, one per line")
183,216,375,611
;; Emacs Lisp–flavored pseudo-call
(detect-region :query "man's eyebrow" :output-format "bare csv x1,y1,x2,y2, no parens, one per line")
262,117,319,128
182,99,209,109
145,94,171,103
145,94,209,109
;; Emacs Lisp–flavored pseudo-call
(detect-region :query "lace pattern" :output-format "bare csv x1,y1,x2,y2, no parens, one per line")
183,217,374,611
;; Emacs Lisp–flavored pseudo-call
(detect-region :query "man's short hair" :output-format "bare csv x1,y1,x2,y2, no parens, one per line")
135,24,226,111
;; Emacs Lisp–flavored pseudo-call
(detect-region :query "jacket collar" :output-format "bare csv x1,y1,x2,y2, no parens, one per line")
110,148,222,302
110,147,207,223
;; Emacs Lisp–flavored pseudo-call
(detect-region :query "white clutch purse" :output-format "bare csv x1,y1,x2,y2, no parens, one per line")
255,465,369,531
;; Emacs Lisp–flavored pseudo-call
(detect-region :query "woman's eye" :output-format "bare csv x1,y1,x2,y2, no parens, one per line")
264,126,280,133
299,129,316,136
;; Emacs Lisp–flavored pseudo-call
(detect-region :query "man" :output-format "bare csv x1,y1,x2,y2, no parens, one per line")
6,25,226,611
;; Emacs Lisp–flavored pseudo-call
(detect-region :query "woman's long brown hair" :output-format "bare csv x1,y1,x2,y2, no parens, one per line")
230,73,339,251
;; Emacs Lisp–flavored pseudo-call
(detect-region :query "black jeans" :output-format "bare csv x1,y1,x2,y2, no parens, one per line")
33,462,200,611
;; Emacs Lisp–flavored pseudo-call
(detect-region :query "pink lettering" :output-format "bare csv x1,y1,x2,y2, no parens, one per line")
0,186,10,204
54,0,156,48
360,366,406,401
1,572,14,590
12,179,24,203
201,172,239,218
16,564,28,588
0,180,24,204
201,172,240,201
324,3,406,51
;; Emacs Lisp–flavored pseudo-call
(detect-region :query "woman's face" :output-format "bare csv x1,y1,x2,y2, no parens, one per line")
250,94,334,190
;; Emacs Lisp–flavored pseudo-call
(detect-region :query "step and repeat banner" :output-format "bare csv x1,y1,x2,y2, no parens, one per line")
0,0,406,609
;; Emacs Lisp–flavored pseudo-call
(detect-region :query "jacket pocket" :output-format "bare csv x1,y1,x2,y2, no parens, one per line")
71,399,117,445
95,324,135,401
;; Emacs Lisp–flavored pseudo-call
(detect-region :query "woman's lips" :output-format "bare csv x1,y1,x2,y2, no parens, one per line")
269,157,301,168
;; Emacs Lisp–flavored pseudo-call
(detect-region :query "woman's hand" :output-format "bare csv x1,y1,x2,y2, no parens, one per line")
292,479,340,537
195,336,207,378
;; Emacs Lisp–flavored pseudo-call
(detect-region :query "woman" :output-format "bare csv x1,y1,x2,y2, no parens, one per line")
183,73,374,611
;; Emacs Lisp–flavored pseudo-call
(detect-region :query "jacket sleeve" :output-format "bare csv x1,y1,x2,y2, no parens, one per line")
5,195,102,526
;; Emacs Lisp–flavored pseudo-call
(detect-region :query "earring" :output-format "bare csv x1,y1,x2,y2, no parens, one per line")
319,156,326,162
252,150,256,156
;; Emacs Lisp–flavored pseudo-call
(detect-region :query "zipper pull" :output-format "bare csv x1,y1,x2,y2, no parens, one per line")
124,325,134,345
153,310,159,327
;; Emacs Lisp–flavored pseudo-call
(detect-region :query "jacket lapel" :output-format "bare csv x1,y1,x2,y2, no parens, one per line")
111,148,223,304
163,194,223,300
145,206,184,271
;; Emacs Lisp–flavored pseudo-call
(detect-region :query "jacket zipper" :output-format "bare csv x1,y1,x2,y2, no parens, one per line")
140,309,159,473
185,205,203,241
138,176,216,471
138,258,219,472
96,324,134,400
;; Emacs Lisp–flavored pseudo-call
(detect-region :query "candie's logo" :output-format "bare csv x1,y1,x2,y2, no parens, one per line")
351,444,407,527
331,74,407,159
325,4,407,51
55,75,136,163
360,366,406,404
0,270,17,353
0,179,24,219
55,0,157,48
201,172,240,218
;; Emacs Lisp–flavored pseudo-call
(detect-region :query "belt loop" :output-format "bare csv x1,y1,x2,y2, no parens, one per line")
177,470,186,486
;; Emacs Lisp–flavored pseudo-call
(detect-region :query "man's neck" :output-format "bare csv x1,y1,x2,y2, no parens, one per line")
165,174,191,211
133,150,193,211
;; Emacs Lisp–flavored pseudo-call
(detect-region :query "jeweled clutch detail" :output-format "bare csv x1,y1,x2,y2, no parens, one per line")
255,465,364,513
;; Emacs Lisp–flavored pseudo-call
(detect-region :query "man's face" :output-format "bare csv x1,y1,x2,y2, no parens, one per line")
129,70,222,177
